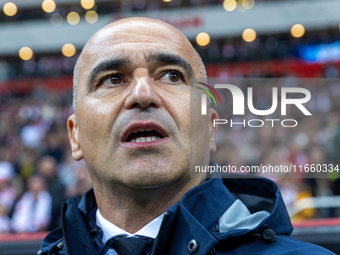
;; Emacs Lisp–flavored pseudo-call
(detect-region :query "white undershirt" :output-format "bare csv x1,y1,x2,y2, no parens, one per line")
96,209,164,255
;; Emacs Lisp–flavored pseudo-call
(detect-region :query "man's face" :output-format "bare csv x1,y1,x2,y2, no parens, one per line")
68,18,217,189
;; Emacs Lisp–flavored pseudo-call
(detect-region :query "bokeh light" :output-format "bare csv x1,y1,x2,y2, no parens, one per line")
50,13,63,26
223,0,237,12
42,0,56,13
67,12,80,25
242,0,255,10
242,28,256,42
19,47,33,61
196,32,210,47
3,2,17,16
295,132,309,147
85,10,98,24
163,0,172,2
62,43,76,57
291,24,305,38
81,0,95,10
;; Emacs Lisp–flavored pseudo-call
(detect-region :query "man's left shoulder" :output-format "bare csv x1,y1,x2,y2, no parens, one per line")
274,235,336,254
237,235,336,255
213,234,335,254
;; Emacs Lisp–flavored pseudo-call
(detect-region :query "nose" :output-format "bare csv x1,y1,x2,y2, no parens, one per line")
124,74,162,110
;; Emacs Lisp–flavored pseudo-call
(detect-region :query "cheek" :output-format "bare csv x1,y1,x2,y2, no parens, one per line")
189,94,211,149
180,100,191,139
166,91,210,149
165,93,191,137
82,96,122,129
76,97,123,152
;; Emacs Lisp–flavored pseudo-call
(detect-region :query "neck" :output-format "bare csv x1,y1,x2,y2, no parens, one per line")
92,177,204,234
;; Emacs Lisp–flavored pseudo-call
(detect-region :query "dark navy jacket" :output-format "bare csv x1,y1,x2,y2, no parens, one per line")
39,177,335,255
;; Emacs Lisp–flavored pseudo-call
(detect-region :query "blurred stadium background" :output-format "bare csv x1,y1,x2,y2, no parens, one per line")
0,0,340,254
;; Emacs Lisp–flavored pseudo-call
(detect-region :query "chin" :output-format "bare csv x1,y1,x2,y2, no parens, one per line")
122,167,187,189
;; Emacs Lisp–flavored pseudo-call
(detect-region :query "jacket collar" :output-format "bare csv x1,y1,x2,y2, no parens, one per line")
152,177,235,255
41,175,293,255
220,177,293,237
152,176,293,254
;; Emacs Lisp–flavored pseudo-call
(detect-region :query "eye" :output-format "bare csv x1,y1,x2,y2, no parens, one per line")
168,72,180,82
102,74,124,87
161,71,182,83
109,75,122,84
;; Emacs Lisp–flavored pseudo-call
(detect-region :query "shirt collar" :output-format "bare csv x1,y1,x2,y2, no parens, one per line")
96,209,164,243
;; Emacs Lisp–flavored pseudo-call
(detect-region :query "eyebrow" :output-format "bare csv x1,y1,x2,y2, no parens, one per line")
87,58,130,90
148,52,194,78
86,53,194,90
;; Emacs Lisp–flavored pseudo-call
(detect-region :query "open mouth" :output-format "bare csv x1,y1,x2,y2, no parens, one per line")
126,128,164,143
122,123,168,144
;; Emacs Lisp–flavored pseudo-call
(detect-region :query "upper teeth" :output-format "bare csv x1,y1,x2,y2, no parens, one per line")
131,136,160,142
133,128,153,133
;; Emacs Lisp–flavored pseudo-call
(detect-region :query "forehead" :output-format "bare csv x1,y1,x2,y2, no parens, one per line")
91,20,185,49
78,20,198,76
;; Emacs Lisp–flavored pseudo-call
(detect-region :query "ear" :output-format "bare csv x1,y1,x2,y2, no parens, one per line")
208,107,219,153
67,114,83,161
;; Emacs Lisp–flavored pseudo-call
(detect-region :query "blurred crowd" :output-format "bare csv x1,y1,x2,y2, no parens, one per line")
211,64,340,220
0,60,340,234
0,54,78,81
0,88,91,234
